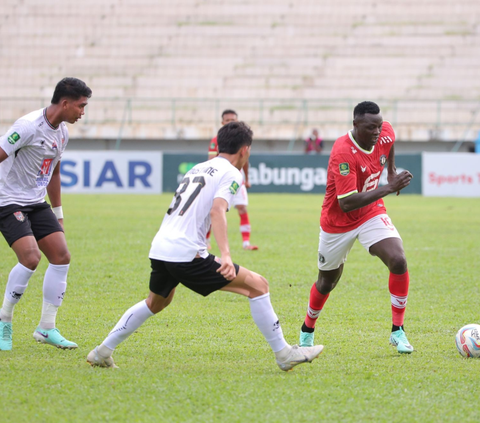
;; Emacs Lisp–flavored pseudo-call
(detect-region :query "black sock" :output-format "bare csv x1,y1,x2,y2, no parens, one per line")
301,322,315,333
392,324,404,332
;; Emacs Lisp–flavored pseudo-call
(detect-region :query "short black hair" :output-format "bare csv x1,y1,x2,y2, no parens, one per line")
353,101,380,119
51,77,92,104
217,121,253,154
221,109,237,118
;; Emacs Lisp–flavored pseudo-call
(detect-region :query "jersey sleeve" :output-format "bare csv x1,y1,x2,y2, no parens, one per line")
214,168,242,209
0,119,35,157
382,121,395,142
330,151,358,199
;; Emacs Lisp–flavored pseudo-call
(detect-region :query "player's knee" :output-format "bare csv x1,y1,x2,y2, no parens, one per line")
20,251,41,270
53,249,71,265
388,254,407,274
236,205,247,214
146,290,174,314
250,275,269,297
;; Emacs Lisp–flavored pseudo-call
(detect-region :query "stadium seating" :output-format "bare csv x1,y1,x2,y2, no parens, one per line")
1,0,479,142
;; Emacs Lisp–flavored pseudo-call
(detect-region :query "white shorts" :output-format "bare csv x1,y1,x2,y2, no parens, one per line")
231,184,248,207
317,214,402,271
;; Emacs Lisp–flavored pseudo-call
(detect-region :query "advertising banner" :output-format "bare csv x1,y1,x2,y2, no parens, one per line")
163,153,422,194
422,152,480,197
60,151,163,194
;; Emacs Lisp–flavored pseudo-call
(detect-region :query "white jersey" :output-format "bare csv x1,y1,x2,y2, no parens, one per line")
0,108,69,206
149,156,243,262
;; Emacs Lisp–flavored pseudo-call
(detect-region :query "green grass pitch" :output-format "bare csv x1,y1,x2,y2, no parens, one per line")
1,193,479,422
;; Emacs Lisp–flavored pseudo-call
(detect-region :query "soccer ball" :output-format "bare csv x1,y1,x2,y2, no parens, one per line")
455,324,480,358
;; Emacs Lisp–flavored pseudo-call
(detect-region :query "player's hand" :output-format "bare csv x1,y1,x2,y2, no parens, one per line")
245,181,251,189
216,255,236,281
389,170,413,195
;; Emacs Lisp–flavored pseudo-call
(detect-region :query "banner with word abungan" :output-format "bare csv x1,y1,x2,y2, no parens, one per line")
162,153,422,194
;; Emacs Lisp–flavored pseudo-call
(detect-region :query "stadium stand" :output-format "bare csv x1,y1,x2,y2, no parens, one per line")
0,0,479,144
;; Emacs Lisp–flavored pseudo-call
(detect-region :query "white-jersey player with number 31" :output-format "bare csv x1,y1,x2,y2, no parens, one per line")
88,121,323,371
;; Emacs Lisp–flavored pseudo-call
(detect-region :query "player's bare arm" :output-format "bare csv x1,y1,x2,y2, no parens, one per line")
339,170,413,213
0,146,8,164
46,162,64,228
210,197,236,281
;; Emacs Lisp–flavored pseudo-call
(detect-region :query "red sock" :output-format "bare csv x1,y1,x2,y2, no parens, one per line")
239,212,251,242
304,283,330,328
389,271,409,327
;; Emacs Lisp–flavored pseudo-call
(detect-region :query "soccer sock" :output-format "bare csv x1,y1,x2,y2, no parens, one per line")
389,270,409,328
248,293,288,353
102,300,154,351
304,283,330,330
0,263,35,323
40,264,69,329
239,212,251,243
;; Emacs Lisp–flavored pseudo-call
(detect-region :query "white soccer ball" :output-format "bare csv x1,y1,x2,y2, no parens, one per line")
455,324,480,358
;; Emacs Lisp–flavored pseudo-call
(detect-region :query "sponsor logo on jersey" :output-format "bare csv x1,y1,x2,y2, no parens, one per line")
14,211,25,222
361,166,367,173
229,181,240,194
339,163,350,176
7,132,20,144
380,155,387,166
351,147,357,154
38,159,53,175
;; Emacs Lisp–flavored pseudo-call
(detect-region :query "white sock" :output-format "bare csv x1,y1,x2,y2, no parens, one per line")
248,293,288,353
102,300,154,351
40,264,69,328
0,263,35,322
39,302,59,330
42,264,69,306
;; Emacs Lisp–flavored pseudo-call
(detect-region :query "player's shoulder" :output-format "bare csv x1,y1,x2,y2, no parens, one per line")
381,121,395,137
331,133,354,157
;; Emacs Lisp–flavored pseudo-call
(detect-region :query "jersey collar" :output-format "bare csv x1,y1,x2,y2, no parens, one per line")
348,131,375,154
43,108,59,130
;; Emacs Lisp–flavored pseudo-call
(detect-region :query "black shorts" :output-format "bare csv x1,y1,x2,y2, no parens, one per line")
0,202,63,247
149,254,240,298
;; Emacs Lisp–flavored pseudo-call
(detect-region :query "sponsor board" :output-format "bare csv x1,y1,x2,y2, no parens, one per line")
60,151,162,194
163,153,421,194
422,152,480,197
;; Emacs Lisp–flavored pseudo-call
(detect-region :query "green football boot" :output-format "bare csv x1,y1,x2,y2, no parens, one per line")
33,327,78,349
299,330,315,347
0,321,13,351
390,328,414,354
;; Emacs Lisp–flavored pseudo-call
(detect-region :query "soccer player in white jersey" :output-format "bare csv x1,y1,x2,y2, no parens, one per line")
0,77,92,351
87,121,323,371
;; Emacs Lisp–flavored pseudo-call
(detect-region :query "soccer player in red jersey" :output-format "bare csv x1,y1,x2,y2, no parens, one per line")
299,101,414,354
207,109,258,250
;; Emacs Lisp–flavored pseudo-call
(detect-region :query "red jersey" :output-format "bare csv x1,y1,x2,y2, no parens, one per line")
320,121,395,233
208,136,219,157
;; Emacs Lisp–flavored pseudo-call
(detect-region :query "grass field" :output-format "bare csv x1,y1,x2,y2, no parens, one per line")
1,193,479,423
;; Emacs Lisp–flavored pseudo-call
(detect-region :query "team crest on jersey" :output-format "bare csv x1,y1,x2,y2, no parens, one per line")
13,212,25,222
210,142,216,150
380,155,387,166
7,132,20,145
52,141,58,149
339,162,350,176
229,181,240,194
